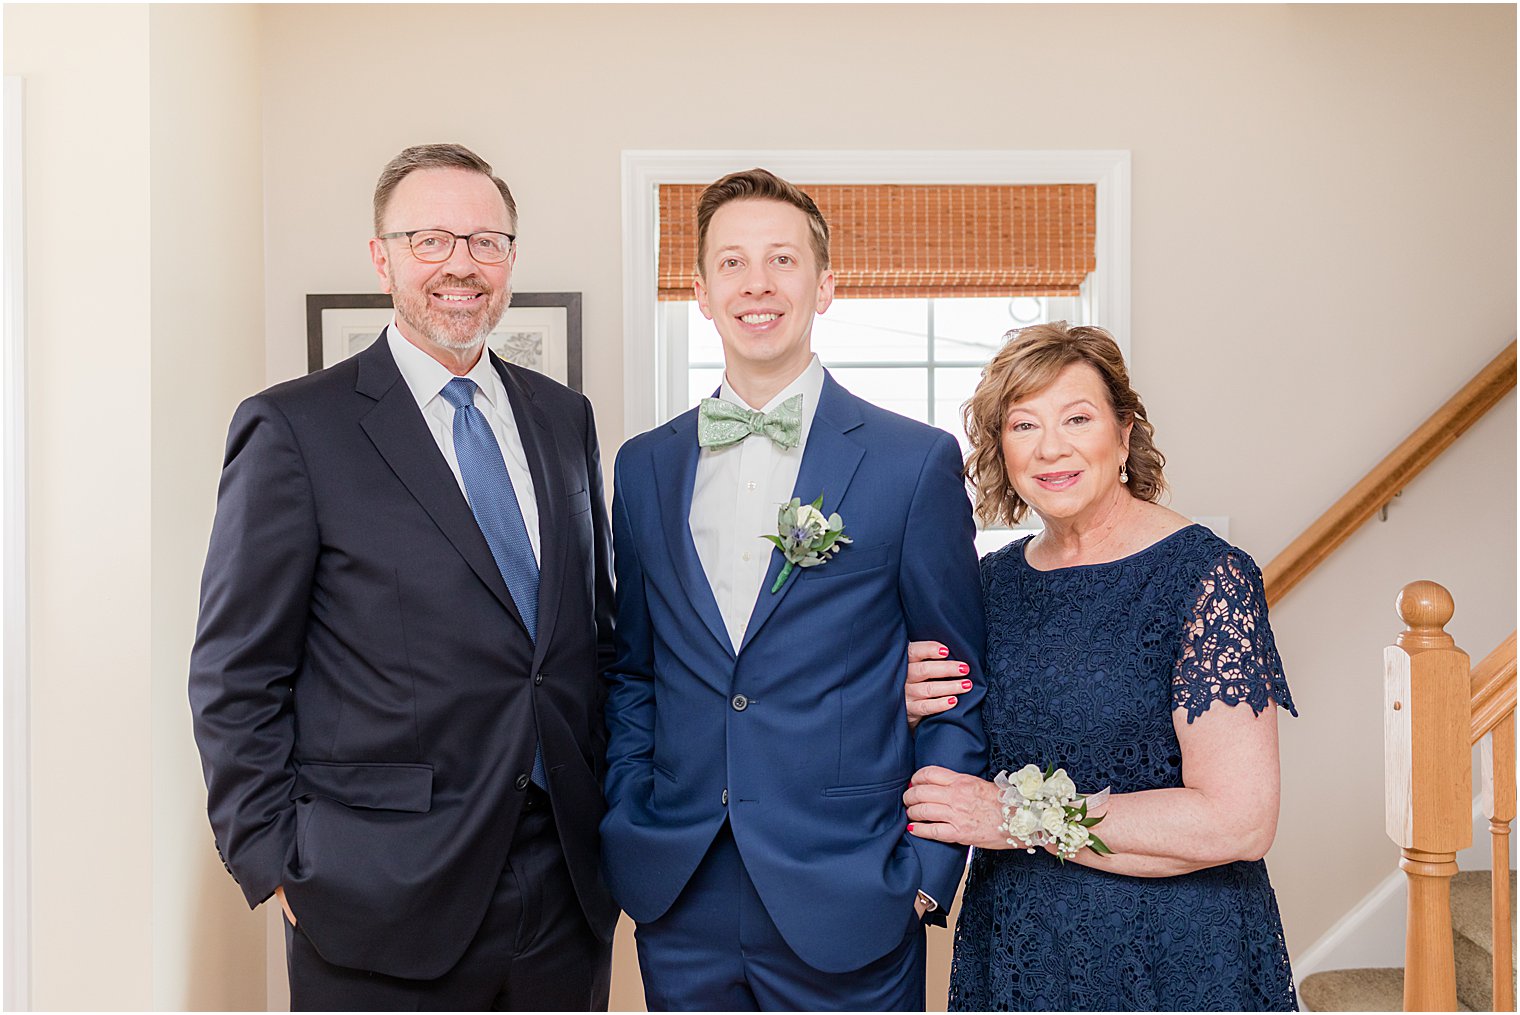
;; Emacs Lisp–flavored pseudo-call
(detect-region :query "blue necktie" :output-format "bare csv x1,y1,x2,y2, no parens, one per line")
441,377,546,788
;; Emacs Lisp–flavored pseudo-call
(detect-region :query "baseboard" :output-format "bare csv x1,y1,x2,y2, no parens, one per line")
1294,796,1516,987
1293,866,1407,985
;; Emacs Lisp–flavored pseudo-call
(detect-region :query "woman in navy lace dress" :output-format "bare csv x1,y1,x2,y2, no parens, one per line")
903,323,1298,1010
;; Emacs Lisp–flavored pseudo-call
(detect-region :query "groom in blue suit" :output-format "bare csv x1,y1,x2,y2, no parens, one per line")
602,169,988,1010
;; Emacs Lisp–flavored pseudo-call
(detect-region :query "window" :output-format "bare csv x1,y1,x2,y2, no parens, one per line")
662,294,1085,553
624,149,1131,551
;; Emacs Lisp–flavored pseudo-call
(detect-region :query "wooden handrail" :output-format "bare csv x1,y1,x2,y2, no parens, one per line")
1265,341,1516,605
1470,631,1517,743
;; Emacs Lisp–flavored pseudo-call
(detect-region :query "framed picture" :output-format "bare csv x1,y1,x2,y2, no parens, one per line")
305,292,583,391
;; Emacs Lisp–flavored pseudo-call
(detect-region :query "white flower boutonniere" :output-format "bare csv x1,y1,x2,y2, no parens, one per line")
761,494,852,594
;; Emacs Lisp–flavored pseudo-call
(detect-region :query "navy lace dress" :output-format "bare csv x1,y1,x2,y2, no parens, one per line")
948,525,1299,1011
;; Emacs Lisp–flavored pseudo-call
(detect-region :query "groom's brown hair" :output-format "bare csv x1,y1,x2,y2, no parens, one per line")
694,169,831,275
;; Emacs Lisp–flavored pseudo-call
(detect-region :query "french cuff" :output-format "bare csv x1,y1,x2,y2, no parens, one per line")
917,888,948,927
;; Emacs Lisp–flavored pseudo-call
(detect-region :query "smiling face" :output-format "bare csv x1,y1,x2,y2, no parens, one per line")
694,198,835,392
1001,361,1133,526
369,167,515,365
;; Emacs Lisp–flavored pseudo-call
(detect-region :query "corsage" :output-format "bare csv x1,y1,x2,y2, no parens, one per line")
994,763,1114,862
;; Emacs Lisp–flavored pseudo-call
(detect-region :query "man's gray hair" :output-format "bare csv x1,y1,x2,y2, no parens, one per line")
372,143,517,234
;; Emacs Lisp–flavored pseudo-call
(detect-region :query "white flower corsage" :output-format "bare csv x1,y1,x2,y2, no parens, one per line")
994,764,1113,862
760,494,851,593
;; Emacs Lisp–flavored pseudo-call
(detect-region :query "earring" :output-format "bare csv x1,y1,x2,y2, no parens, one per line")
1120,461,1130,484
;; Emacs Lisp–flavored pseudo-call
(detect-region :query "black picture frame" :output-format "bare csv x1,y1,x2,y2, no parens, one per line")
305,291,584,392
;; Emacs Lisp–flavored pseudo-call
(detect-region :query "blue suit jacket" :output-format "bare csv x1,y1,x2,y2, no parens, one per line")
601,372,988,974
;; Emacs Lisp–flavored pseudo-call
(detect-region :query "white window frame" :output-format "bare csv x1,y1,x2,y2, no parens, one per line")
620,149,1132,437
673,294,1084,428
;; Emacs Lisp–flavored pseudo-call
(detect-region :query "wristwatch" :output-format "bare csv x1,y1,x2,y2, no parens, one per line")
916,889,937,913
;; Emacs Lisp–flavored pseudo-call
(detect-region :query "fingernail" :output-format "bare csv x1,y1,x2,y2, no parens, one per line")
961,680,972,690
938,647,949,657
958,664,969,675
907,823,915,831
947,696,957,706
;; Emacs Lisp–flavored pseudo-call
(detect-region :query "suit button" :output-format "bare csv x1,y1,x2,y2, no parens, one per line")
722,789,729,805
534,673,544,685
515,773,530,791
731,694,748,712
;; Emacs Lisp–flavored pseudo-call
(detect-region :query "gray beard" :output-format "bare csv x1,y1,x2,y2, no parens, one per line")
392,281,511,353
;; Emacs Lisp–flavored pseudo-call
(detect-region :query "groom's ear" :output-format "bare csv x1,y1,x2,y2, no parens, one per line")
694,271,714,321
814,267,835,315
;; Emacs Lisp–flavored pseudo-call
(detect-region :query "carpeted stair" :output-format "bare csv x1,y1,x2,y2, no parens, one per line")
1300,869,1516,1011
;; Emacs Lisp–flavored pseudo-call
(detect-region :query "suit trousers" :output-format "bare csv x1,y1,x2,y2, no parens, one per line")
633,821,927,1012
286,788,611,1011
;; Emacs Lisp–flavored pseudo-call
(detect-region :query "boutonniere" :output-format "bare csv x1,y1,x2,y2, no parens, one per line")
761,494,852,594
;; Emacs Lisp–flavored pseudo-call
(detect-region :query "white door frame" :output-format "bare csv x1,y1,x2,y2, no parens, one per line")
619,149,1131,437
3,73,31,1013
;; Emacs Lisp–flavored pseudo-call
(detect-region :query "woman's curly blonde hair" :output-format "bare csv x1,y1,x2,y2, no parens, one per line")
962,322,1166,527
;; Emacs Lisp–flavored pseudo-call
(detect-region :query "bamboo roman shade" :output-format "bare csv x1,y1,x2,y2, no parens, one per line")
657,183,1097,300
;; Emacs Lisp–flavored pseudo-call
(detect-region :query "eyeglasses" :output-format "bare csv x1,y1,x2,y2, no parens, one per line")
378,229,516,265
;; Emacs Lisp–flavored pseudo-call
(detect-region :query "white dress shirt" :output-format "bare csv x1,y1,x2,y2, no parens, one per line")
386,322,541,564
689,355,825,651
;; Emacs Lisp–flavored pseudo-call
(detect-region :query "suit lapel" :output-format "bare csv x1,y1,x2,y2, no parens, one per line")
493,354,568,668
739,372,866,652
651,413,736,660
355,338,529,635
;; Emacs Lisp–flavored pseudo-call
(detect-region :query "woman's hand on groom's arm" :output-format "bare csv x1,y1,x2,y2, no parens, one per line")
905,641,972,730
903,765,1010,851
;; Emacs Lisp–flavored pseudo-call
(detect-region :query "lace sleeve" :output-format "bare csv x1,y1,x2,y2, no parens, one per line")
1172,549,1298,724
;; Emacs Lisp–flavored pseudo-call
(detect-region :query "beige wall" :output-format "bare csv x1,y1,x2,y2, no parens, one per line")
6,3,268,1009
4,2,1514,1009
258,7,1516,1007
147,5,268,1010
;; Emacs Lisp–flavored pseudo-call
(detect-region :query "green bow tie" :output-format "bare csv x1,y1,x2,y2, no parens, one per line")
697,394,803,450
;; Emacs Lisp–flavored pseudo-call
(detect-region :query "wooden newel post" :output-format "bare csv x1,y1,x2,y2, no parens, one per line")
1385,580,1472,1012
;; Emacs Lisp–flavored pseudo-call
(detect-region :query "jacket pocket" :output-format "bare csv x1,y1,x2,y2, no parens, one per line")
804,542,890,581
292,761,433,813
822,775,908,798
568,487,591,515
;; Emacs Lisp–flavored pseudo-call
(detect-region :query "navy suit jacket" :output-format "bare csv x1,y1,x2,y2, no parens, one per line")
189,336,618,980
601,372,988,974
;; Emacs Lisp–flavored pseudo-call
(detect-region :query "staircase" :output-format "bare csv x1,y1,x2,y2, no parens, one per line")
1297,582,1516,1012
1258,344,1517,1012
1301,869,1517,1011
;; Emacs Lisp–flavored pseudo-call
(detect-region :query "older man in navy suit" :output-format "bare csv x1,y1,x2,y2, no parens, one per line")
190,144,616,1010
601,169,988,1010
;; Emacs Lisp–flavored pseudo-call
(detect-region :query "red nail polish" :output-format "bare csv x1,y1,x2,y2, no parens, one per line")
958,663,969,675
961,680,972,690
938,646,949,657
947,696,957,706
907,823,915,831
